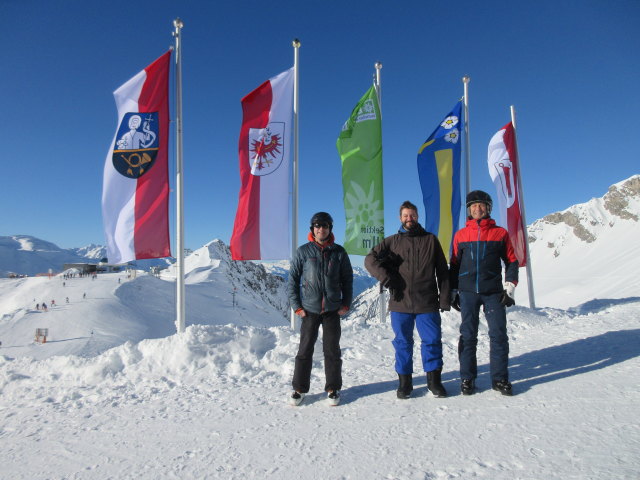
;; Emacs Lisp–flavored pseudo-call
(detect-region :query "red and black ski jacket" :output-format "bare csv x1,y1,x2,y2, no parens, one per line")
450,217,518,294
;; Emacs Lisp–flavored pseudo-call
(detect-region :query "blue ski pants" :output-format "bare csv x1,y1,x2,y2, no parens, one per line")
458,291,509,382
390,311,443,374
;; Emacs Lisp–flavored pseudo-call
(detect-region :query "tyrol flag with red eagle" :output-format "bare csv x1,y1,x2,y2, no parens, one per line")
487,122,527,267
102,51,171,265
230,68,294,260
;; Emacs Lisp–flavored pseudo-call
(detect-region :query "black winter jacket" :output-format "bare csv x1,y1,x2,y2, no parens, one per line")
288,233,353,315
365,224,450,313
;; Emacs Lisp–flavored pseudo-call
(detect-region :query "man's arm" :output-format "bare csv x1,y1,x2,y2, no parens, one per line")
433,236,451,311
502,232,519,285
287,250,304,313
338,251,353,315
364,237,392,285
449,233,461,290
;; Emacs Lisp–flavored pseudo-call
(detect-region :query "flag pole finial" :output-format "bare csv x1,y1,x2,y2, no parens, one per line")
375,62,382,70
292,38,301,48
173,18,184,29
463,75,470,84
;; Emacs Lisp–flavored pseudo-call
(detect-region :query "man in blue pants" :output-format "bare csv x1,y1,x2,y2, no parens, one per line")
450,191,519,396
365,201,451,399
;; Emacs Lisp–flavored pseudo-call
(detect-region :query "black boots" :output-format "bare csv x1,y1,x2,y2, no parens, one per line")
426,369,447,398
396,374,413,399
397,371,448,398
461,378,475,395
492,380,513,396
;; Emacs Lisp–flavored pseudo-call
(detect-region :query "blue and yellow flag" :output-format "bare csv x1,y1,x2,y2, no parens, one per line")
417,101,462,262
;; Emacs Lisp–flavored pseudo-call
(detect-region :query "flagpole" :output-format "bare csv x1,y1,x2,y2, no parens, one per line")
462,76,471,195
374,62,382,108
291,38,300,330
510,105,536,309
173,18,186,333
374,62,387,325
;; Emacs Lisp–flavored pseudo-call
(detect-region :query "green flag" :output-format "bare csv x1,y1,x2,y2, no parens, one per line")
337,85,384,255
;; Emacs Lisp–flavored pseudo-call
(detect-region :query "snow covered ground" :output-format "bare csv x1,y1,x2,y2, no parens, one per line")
1,271,638,479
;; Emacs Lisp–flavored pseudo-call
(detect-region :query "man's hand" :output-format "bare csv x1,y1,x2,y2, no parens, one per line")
500,282,516,307
295,308,307,318
451,289,460,311
338,306,349,316
383,274,405,301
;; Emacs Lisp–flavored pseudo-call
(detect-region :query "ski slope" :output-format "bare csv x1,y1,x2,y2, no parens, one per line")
0,271,638,479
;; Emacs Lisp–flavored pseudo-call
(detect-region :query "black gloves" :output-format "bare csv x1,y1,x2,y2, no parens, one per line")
451,290,460,311
500,291,515,307
500,282,516,307
383,274,405,302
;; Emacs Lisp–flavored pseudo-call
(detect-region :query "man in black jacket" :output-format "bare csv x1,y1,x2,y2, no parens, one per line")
287,212,353,406
365,201,450,399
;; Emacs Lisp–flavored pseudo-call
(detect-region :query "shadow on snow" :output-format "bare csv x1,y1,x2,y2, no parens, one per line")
341,328,640,402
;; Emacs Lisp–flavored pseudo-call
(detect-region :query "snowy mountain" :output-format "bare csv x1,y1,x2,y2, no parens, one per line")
520,174,640,307
71,243,107,259
0,235,96,277
164,239,290,319
0,235,175,277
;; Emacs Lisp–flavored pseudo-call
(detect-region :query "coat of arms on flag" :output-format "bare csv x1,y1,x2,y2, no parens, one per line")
489,132,517,208
112,112,160,178
248,122,286,176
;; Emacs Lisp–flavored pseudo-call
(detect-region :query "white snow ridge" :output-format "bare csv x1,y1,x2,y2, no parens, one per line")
0,177,639,479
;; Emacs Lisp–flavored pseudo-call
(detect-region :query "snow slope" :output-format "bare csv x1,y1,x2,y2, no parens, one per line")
0,276,638,478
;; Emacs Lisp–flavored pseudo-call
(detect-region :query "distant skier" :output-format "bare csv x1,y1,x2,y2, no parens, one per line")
83,293,86,300
66,297,69,304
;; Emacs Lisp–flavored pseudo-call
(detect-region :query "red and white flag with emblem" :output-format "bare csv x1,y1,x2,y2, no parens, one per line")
488,122,527,266
231,68,294,260
102,51,171,265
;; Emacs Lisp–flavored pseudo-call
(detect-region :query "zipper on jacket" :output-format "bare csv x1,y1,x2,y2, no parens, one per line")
475,220,481,293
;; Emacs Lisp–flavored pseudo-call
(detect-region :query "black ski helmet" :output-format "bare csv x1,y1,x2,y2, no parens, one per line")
310,212,333,231
466,190,493,215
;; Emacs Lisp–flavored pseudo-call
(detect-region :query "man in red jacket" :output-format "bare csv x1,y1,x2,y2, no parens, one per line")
450,191,518,396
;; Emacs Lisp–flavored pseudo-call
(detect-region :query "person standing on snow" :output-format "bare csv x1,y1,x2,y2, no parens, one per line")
365,200,451,399
287,212,353,406
450,190,519,396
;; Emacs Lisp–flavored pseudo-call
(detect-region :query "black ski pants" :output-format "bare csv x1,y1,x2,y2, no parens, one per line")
458,291,509,382
292,310,342,393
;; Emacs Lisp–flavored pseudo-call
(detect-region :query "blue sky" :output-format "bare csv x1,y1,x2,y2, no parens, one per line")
2,0,639,266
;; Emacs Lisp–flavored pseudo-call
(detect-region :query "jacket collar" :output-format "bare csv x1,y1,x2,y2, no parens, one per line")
465,217,496,229
307,231,335,248
398,223,428,236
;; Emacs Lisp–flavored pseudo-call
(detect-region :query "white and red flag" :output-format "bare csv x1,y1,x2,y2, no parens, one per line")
230,68,294,260
487,122,527,266
102,51,171,265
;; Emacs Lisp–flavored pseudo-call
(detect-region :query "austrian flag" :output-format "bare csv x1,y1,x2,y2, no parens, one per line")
101,51,171,265
230,68,294,260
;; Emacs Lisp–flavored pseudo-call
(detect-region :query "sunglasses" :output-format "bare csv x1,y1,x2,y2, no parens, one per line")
313,223,330,229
